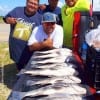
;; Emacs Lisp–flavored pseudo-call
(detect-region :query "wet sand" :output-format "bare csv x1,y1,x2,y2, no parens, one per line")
0,24,10,42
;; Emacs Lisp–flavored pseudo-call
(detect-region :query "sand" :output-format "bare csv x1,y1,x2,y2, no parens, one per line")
0,24,10,42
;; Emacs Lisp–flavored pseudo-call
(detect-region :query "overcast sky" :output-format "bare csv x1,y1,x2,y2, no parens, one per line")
0,0,65,16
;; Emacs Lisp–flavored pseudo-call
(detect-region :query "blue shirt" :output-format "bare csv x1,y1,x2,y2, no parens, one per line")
39,5,61,15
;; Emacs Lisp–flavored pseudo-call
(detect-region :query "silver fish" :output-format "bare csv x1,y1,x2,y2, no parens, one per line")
9,84,86,100
17,67,78,76
26,76,81,86
34,48,72,55
30,63,60,69
32,53,59,59
30,63,75,69
37,94,83,100
31,56,67,64
33,48,73,59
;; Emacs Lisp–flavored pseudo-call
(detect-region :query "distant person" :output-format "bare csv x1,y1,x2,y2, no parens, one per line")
28,12,63,51
39,0,61,15
61,0,90,53
38,0,62,24
3,0,42,70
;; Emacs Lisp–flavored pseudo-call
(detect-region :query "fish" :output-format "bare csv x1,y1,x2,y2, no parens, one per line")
24,93,83,100
31,48,73,66
32,52,59,59
32,48,73,59
9,84,86,100
30,63,60,69
31,56,67,65
34,48,72,55
30,63,75,69
36,94,83,100
17,66,78,76
26,76,81,86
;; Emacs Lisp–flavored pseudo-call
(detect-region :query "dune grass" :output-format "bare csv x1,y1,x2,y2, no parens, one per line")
0,42,17,100
0,16,4,23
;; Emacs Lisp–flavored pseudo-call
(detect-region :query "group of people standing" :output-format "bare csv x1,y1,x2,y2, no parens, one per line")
3,0,90,70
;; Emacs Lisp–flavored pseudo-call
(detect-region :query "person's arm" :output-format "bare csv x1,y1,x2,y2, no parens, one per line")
29,37,53,51
38,4,47,14
3,7,17,24
29,25,64,50
28,26,54,51
3,17,17,24
39,4,46,11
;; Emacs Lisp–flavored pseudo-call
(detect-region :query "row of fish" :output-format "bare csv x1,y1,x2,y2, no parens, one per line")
30,62,76,69
17,65,78,77
26,76,81,86
9,48,87,100
31,48,73,64
33,48,72,55
9,84,87,100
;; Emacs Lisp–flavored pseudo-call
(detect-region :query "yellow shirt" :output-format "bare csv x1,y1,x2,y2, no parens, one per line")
61,0,90,47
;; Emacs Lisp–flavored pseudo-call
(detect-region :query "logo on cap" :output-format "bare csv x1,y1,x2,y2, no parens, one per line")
42,12,57,23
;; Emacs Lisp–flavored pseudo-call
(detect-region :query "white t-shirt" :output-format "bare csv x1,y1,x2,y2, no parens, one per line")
28,24,63,48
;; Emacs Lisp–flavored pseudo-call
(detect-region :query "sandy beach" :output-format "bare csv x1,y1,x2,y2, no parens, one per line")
0,24,10,42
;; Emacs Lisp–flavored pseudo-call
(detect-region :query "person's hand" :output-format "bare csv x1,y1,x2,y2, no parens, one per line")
6,17,17,24
39,4,46,10
43,37,53,48
92,41,100,48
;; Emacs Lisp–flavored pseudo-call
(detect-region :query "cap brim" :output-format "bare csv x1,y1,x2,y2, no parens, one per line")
42,21,56,23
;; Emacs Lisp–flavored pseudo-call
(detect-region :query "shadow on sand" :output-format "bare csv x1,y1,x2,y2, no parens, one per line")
3,63,18,89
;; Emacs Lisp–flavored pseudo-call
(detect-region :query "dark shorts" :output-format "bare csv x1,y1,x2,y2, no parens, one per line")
16,46,34,70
